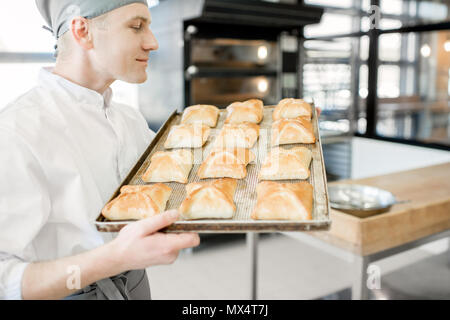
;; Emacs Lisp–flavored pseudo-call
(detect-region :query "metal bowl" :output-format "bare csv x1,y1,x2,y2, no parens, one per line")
328,184,405,218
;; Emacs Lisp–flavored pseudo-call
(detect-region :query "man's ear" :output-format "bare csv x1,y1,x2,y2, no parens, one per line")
70,16,94,50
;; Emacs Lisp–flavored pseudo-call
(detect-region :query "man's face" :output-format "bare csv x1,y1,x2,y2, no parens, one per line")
90,3,158,83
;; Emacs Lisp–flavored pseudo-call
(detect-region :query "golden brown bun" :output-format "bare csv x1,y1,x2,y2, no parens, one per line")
251,181,313,220
271,117,315,146
213,122,260,149
197,148,255,179
179,178,237,219
142,149,193,183
259,146,312,180
102,184,172,220
181,104,220,127
225,99,264,124
164,123,210,149
272,98,312,121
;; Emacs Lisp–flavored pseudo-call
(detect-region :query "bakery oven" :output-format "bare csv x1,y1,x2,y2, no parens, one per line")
141,0,323,131
186,37,279,106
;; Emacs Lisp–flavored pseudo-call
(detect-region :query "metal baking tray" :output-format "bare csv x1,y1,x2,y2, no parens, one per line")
329,184,410,218
95,105,331,233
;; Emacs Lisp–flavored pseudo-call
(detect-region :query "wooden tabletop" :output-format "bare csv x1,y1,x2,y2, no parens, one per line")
306,163,450,256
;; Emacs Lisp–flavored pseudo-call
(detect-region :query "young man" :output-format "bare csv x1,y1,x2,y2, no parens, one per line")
0,0,200,300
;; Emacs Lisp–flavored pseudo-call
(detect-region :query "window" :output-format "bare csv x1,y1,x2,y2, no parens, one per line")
302,0,450,149
380,0,403,15
378,65,400,98
376,30,450,146
0,2,54,110
0,2,54,53
360,35,369,61
303,63,351,111
304,0,353,8
379,33,402,61
0,1,144,112
0,63,52,109
304,13,354,38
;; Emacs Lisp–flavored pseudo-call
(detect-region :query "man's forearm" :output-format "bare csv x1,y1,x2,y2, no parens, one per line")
21,241,123,300
19,211,200,299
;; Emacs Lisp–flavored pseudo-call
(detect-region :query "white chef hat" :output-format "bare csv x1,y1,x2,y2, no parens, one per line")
35,0,149,39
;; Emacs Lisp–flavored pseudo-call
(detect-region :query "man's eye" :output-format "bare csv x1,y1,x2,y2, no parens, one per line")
132,25,142,30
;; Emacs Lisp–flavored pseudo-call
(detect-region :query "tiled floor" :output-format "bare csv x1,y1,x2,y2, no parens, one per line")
146,233,450,300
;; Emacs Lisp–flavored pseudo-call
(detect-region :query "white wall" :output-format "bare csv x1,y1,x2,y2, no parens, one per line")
351,137,450,179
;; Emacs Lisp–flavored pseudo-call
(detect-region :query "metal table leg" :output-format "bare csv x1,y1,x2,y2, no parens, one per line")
352,255,370,300
286,230,450,300
247,232,259,300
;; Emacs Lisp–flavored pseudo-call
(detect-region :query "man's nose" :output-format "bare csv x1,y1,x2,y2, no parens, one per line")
143,28,159,51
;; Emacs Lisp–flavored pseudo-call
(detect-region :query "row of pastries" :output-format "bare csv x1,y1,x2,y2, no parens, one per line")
102,98,316,222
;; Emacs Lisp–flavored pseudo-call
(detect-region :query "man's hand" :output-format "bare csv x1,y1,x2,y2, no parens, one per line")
108,210,200,273
20,210,198,299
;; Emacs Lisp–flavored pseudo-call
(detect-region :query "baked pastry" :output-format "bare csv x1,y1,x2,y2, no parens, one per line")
179,178,237,220
272,98,312,121
259,146,312,180
251,181,313,220
197,148,255,179
164,123,210,149
142,149,193,183
181,104,220,127
102,184,172,220
271,117,315,146
225,99,264,124
213,122,260,149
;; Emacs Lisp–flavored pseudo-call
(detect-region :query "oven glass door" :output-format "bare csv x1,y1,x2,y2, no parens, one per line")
191,38,278,70
191,76,278,107
188,38,279,106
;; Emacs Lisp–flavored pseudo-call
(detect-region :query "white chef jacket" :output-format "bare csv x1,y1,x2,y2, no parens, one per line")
0,67,155,299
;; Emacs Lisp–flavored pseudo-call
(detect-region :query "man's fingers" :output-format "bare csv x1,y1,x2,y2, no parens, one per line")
162,232,201,251
135,210,179,236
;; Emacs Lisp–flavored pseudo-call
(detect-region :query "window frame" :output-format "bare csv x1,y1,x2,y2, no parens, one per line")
302,0,450,151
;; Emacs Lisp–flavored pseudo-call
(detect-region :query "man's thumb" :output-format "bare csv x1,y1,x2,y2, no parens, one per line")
136,210,179,235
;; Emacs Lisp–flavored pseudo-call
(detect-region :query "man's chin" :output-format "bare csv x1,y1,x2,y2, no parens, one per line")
119,72,147,84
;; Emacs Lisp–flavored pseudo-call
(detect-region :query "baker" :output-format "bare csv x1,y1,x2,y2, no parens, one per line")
0,0,200,300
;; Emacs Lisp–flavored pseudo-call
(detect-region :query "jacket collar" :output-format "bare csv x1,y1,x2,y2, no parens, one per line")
39,67,113,109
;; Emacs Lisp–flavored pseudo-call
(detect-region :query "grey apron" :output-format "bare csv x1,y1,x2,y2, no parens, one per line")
64,269,151,300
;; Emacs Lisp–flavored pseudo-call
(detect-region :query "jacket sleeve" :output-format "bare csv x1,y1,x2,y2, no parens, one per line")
0,127,51,299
